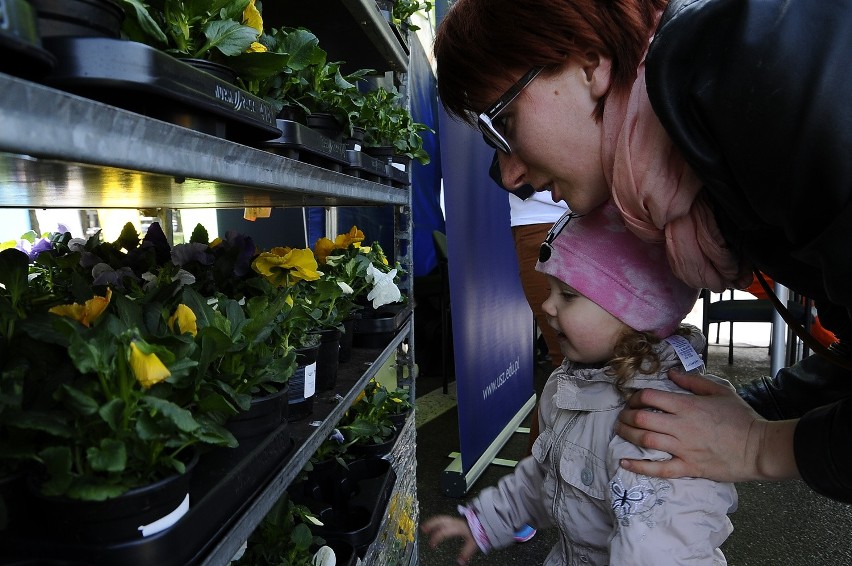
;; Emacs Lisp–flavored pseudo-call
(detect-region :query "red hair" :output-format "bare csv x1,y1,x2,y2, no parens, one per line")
433,0,667,122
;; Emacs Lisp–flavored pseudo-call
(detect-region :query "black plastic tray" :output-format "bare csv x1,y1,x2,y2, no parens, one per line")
288,457,397,556
386,162,411,187
263,119,349,170
344,149,391,184
38,36,280,144
0,426,295,565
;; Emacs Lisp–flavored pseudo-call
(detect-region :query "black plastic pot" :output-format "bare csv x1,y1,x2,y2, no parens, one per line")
181,57,238,85
312,328,342,391
0,0,56,78
306,112,343,142
338,314,360,363
225,384,289,440
29,451,199,544
288,343,320,422
278,103,307,124
30,0,124,38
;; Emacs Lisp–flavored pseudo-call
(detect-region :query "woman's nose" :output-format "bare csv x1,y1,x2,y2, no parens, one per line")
497,151,528,192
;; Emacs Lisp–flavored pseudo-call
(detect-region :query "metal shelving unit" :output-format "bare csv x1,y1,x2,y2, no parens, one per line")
0,1,419,553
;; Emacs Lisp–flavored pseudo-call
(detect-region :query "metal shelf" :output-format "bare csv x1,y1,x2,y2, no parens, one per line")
0,73,408,209
262,0,408,74
201,319,412,565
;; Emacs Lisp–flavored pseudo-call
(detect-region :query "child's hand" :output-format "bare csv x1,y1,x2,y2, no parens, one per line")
421,515,479,565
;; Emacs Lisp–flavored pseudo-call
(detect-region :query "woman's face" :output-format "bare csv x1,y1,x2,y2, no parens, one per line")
491,58,611,214
542,275,628,364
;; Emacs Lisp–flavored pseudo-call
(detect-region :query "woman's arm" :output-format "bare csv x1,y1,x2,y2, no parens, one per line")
614,370,800,482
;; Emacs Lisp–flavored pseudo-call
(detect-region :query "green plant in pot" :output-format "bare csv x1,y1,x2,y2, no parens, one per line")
290,54,373,140
391,0,434,32
118,0,266,66
337,378,399,449
234,26,324,118
0,246,237,501
239,492,332,566
313,225,404,313
358,87,432,165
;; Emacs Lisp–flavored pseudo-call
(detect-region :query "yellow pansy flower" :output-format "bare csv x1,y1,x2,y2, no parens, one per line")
129,342,170,388
314,237,336,263
168,304,198,337
49,288,112,327
252,247,321,286
334,226,365,249
242,0,263,32
247,41,267,53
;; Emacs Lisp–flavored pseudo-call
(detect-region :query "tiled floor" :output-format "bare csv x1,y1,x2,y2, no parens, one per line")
414,322,852,565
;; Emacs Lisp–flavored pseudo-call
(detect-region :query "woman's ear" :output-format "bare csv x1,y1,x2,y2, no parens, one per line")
580,52,612,101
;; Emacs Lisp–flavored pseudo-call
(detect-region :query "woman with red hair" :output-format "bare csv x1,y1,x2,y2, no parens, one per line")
432,0,852,508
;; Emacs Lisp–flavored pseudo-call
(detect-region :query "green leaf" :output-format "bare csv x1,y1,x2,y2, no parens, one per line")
60,384,100,417
189,223,210,245
86,438,127,473
290,523,314,551
115,222,141,252
116,0,168,43
143,396,200,433
0,248,29,309
282,28,325,70
37,446,73,496
99,398,126,431
197,20,258,58
9,411,73,438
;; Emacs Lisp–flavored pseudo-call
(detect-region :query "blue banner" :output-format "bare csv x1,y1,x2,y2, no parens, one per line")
437,109,535,473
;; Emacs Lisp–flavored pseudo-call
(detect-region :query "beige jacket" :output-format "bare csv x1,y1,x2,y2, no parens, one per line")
468,329,737,565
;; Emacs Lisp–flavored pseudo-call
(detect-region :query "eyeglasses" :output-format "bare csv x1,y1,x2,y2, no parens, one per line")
539,211,582,263
477,66,544,154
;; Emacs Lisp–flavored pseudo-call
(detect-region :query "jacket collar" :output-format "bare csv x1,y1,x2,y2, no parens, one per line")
554,327,705,412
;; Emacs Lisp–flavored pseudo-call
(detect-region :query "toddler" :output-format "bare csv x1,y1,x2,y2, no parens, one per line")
421,201,737,565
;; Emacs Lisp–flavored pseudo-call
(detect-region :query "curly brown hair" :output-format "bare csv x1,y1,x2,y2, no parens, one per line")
607,325,693,394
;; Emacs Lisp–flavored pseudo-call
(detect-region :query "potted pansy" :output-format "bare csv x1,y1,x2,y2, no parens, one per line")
0,235,238,541
356,87,432,166
239,492,337,566
313,226,403,312
313,226,404,361
336,378,400,458
118,0,268,76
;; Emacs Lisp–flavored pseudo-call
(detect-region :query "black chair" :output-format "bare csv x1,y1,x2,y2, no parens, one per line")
701,289,809,366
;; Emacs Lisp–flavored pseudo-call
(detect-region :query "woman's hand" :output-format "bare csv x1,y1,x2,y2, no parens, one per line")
421,515,479,565
615,369,800,482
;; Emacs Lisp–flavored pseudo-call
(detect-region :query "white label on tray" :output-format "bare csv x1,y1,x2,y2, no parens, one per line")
304,361,317,397
138,493,190,537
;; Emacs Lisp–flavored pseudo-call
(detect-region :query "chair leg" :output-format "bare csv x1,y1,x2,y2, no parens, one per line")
728,322,734,365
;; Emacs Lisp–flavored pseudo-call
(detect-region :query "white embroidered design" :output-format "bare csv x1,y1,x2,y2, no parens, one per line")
609,475,671,527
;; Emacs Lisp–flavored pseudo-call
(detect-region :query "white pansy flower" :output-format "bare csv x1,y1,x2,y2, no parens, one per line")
312,545,335,566
337,281,354,295
366,265,401,308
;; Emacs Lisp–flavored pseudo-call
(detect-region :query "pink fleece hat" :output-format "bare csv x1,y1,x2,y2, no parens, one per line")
535,201,699,337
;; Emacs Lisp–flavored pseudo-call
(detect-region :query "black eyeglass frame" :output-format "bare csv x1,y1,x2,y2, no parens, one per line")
477,66,544,154
539,211,583,263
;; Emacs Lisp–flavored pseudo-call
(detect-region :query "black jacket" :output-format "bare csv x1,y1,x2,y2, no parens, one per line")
646,0,852,502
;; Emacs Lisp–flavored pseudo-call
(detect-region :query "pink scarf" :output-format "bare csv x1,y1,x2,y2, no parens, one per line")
601,64,752,292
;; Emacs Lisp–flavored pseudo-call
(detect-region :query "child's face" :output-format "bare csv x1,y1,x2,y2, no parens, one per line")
542,275,629,364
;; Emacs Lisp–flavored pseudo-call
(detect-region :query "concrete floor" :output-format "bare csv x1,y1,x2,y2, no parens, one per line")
414,311,852,565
